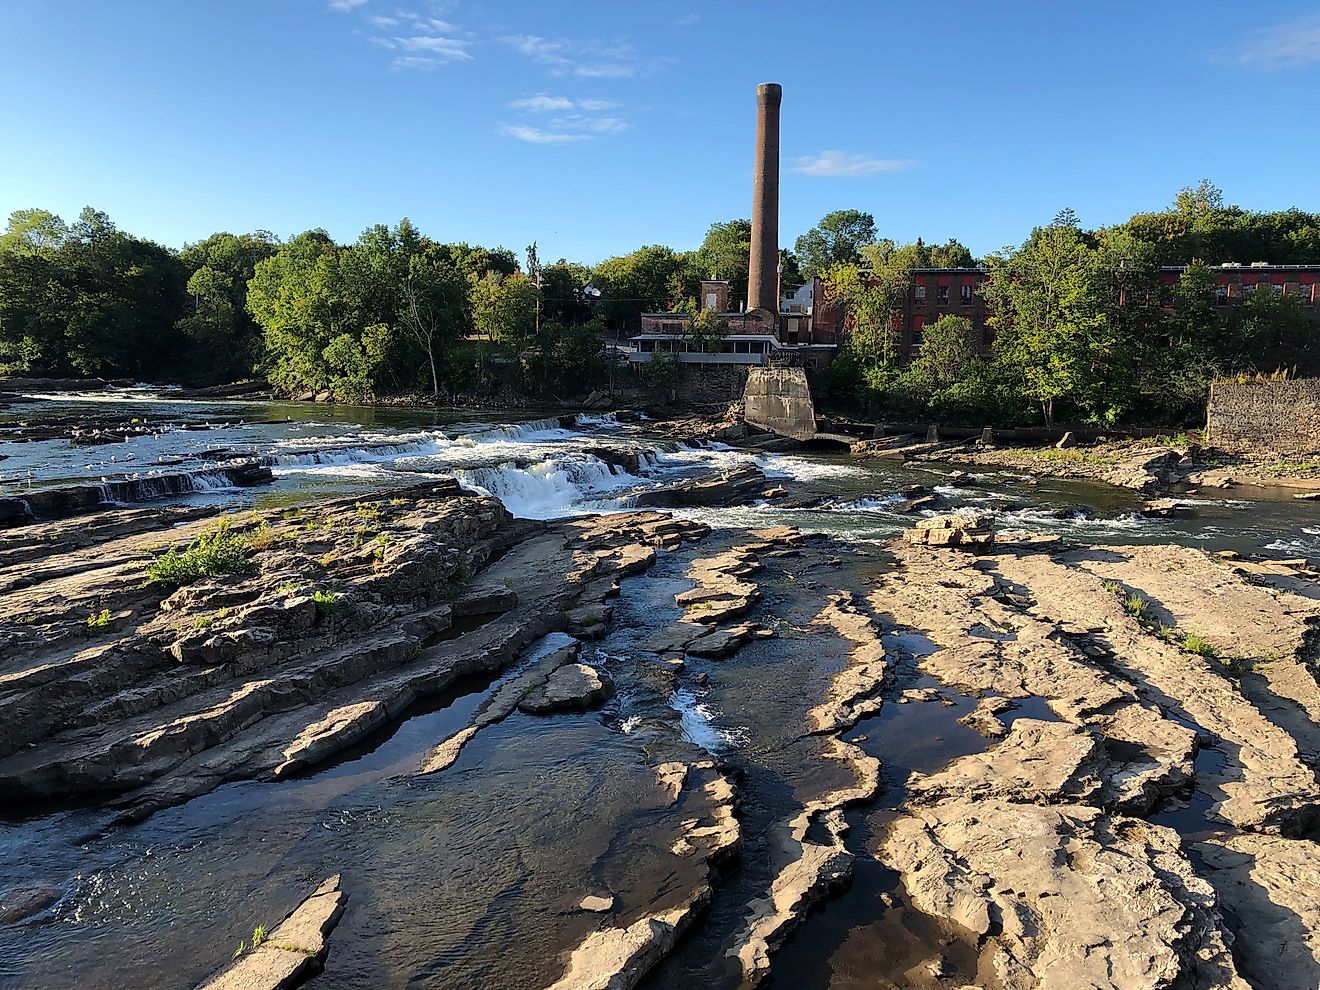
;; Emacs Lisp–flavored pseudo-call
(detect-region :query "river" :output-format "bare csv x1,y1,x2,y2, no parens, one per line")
1,390,1317,989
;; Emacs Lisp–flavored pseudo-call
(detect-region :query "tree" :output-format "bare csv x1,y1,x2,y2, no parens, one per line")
248,230,350,393
57,207,189,378
177,230,280,381
794,210,877,277
400,247,467,399
540,260,593,326
982,224,1137,426
0,209,68,255
591,245,692,329
469,271,539,380
907,315,979,390
692,220,751,308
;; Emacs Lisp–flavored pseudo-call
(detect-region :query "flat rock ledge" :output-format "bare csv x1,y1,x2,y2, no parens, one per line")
197,874,346,990
883,803,1246,990
544,761,739,990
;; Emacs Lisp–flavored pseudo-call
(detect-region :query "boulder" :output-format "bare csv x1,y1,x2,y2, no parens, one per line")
519,663,615,714
902,513,994,549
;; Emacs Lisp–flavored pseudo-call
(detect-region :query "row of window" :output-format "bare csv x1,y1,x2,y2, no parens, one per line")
914,284,975,305
1215,282,1314,304
637,339,769,354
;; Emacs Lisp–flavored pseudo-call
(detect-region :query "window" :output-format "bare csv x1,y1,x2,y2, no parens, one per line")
1299,283,1315,304
1270,282,1283,296
705,292,718,311
1215,284,1228,306
912,315,925,345
1244,282,1257,295
914,284,926,302
937,285,949,305
960,284,973,304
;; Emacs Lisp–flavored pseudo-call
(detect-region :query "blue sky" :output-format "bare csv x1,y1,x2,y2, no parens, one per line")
3,1,1320,264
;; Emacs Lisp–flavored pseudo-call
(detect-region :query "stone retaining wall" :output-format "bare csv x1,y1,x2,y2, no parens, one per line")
1207,379,1320,457
743,367,817,440
675,363,751,405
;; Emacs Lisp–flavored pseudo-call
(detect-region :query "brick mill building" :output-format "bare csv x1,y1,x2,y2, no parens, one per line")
814,260,1320,366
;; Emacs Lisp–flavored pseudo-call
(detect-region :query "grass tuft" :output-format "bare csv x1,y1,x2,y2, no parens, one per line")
1183,631,1218,658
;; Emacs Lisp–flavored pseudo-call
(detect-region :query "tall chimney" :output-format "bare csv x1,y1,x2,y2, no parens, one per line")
747,82,781,314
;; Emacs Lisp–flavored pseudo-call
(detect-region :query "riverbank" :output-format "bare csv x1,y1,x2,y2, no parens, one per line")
2,477,1319,989
2,395,1319,990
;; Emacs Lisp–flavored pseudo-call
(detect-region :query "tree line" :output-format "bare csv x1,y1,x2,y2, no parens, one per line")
818,182,1320,426
1,181,1317,422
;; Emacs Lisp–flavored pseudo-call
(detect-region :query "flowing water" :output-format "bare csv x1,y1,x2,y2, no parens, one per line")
1,389,1317,989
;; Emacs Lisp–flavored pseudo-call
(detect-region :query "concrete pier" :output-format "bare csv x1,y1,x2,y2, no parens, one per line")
743,366,816,440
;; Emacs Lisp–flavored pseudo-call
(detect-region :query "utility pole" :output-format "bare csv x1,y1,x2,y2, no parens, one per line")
526,241,542,335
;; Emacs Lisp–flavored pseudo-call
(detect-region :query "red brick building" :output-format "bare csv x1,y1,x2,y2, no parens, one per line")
817,262,1320,365
1162,263,1319,306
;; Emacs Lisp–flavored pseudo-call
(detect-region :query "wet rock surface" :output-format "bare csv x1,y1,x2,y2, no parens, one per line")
197,875,347,990
5,413,1320,990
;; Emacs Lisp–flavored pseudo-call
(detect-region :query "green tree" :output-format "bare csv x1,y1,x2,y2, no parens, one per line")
907,315,978,391
982,224,1137,426
540,260,593,326
794,210,877,277
692,219,751,308
177,230,280,381
58,208,189,378
470,271,539,380
591,245,692,329
248,230,350,393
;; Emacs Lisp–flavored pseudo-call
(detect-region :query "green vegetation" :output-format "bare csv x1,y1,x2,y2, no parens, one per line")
312,590,339,618
247,521,279,551
3,181,1316,418
85,608,113,633
1183,632,1219,658
1123,593,1148,619
819,183,1320,427
147,520,253,588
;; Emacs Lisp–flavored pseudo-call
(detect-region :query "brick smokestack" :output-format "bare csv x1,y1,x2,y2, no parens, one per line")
747,82,781,314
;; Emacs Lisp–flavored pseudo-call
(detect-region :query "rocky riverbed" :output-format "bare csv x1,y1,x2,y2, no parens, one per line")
1,395,1319,990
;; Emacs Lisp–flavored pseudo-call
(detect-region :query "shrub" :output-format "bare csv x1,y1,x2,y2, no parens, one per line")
312,590,339,618
147,520,253,588
86,608,113,633
1183,632,1218,658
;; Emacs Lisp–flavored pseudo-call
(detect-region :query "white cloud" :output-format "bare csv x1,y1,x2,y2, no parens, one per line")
582,116,629,133
789,150,917,178
502,34,643,80
1235,14,1320,68
394,33,471,60
573,62,635,79
393,55,447,71
366,14,399,28
504,94,629,141
508,94,621,114
503,34,572,66
328,0,368,10
498,124,591,144
508,94,576,112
